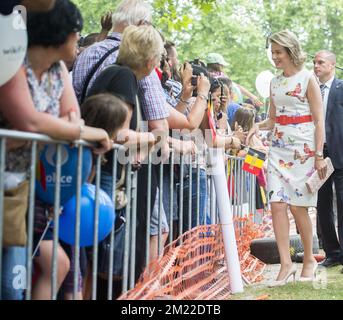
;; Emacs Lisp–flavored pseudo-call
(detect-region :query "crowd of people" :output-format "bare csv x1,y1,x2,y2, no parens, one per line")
1,0,343,300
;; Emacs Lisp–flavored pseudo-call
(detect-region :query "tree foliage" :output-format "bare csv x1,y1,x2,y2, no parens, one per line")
73,0,343,94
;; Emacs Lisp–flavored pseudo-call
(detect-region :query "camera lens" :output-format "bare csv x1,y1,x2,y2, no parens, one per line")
191,76,197,86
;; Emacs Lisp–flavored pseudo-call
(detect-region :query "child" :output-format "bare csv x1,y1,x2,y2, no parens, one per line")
32,93,128,300
80,93,129,299
210,78,231,135
81,93,128,194
230,106,268,211
231,105,268,153
81,93,128,141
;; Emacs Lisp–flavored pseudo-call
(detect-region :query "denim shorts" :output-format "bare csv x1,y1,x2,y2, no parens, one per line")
162,169,179,223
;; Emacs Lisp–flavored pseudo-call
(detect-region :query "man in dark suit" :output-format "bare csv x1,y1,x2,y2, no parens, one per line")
314,50,343,269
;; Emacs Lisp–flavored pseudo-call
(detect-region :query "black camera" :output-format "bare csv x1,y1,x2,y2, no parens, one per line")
191,75,198,86
190,63,209,97
78,36,85,47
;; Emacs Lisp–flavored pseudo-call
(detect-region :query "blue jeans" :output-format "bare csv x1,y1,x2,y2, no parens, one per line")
162,168,179,224
1,246,26,300
182,168,210,231
100,170,125,219
100,170,115,199
99,170,126,278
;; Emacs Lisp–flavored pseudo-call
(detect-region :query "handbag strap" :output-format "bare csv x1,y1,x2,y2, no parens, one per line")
32,218,53,259
80,42,120,104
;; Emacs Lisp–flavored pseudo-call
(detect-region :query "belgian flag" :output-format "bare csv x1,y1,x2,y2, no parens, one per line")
207,97,217,142
242,147,266,176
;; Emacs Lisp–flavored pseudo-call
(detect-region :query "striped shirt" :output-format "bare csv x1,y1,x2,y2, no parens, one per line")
163,78,183,108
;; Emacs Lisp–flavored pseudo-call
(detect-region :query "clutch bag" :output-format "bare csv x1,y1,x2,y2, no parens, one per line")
305,157,334,194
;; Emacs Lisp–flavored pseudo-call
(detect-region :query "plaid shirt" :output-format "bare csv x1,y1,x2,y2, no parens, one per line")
138,71,169,120
72,32,169,120
72,32,122,103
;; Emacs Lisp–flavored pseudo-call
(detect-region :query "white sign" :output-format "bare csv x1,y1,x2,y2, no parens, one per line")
0,7,27,86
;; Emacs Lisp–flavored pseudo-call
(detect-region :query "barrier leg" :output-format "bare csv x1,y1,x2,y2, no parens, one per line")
208,148,244,294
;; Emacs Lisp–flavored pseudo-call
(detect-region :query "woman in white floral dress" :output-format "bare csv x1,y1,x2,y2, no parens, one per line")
248,30,327,286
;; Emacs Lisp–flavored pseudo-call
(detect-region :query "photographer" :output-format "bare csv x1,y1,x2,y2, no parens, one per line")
165,62,210,130
159,56,210,238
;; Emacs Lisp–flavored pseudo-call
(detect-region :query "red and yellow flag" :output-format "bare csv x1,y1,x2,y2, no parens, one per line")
207,97,217,142
242,147,266,176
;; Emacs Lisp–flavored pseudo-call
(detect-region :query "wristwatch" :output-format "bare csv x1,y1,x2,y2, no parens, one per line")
180,97,190,105
197,93,208,101
315,151,324,158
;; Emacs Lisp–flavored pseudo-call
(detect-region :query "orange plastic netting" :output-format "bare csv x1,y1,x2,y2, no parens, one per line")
119,214,270,300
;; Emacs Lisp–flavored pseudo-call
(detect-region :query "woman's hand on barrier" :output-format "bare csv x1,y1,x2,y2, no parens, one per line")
161,142,170,163
181,140,197,155
132,150,143,170
93,136,112,155
237,149,247,158
84,127,112,155
315,158,327,180
147,132,157,147
133,134,156,167
171,139,197,155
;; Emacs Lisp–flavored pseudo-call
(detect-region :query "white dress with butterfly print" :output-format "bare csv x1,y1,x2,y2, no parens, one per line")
267,69,317,206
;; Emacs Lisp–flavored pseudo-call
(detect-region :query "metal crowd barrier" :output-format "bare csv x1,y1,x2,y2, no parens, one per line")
0,129,263,300
226,155,258,225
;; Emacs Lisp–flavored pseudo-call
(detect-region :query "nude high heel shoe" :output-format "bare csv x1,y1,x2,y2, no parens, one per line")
268,264,297,288
299,261,318,282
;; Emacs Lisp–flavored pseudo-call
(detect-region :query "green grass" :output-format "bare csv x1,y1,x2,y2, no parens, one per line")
231,265,343,300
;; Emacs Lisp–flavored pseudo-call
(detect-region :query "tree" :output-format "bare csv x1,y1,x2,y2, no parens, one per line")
73,0,120,35
73,0,343,95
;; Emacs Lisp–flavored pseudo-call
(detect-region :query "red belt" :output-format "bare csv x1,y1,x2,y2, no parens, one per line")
276,115,312,125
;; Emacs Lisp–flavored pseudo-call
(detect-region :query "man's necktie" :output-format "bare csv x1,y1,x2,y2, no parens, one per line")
320,84,326,101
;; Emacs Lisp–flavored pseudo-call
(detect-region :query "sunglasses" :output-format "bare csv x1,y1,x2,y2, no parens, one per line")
138,19,153,26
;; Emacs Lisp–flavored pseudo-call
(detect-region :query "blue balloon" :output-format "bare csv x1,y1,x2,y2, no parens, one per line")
58,183,115,247
36,144,92,205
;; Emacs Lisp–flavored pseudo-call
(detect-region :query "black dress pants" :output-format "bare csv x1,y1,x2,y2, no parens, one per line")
317,145,343,262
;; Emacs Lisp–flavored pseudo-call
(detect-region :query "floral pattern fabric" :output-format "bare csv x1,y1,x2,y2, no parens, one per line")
267,69,317,206
0,59,63,173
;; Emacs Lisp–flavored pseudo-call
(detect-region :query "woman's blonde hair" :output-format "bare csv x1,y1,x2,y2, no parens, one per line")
269,30,307,67
117,25,164,71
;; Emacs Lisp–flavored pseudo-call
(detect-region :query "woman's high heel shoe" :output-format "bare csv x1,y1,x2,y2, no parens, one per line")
268,264,297,288
299,261,318,282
